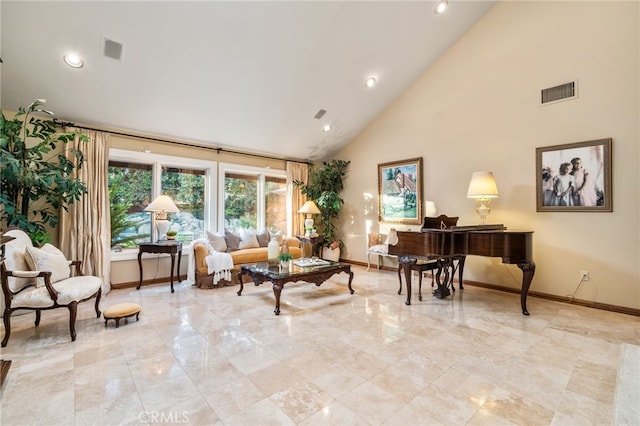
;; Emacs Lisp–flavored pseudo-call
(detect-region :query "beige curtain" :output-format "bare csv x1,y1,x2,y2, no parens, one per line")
59,128,111,293
286,161,308,237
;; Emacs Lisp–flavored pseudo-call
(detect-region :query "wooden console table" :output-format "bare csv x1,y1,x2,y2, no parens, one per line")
137,241,183,293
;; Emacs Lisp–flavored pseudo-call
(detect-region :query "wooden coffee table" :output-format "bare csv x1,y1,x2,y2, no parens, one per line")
238,261,354,315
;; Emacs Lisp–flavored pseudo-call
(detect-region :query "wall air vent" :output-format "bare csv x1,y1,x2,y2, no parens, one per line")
541,81,577,105
103,37,124,61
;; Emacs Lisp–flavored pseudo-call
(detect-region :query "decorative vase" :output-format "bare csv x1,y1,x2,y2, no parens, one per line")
167,235,176,240
268,237,280,264
280,260,289,269
322,247,340,262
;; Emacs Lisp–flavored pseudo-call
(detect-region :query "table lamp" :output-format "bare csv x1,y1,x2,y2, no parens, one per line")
466,171,499,225
298,200,321,236
144,195,179,241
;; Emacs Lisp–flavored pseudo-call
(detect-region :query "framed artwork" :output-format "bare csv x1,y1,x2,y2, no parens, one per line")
378,157,423,224
536,138,612,212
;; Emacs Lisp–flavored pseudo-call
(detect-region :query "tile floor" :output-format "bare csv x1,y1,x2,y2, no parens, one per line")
1,265,638,425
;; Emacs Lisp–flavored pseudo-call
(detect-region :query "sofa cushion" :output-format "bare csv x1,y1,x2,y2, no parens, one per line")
225,229,240,252
25,244,71,287
239,228,260,249
230,247,268,264
11,275,101,309
256,228,270,247
206,231,227,252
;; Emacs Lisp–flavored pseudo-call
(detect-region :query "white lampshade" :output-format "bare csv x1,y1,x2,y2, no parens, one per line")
467,172,499,198
298,201,321,215
144,195,179,241
466,172,499,225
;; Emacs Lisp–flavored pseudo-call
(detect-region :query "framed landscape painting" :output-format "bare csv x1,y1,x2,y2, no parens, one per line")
536,138,612,212
378,157,423,224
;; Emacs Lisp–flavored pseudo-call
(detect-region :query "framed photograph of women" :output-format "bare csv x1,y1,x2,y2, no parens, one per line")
536,138,612,212
378,157,423,224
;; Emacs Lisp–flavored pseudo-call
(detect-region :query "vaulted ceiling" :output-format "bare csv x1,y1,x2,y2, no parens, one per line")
1,1,494,161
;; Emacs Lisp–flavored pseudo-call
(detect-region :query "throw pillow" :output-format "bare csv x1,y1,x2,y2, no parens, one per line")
239,228,260,250
224,229,241,252
25,244,71,287
206,231,227,252
256,228,270,247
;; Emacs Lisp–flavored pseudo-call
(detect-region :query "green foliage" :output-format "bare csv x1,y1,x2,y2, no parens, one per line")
294,159,350,247
224,175,257,229
277,252,293,262
1,99,89,244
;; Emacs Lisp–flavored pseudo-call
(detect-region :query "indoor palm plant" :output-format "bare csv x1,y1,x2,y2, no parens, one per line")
0,99,88,245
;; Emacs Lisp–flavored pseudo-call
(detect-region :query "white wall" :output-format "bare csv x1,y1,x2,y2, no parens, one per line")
336,1,640,310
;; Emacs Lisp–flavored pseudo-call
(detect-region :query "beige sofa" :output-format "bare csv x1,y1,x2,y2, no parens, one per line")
193,235,302,288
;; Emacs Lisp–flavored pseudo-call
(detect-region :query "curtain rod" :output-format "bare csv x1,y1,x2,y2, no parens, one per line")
53,119,310,165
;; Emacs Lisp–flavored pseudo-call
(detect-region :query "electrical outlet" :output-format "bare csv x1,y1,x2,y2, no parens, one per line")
580,271,590,281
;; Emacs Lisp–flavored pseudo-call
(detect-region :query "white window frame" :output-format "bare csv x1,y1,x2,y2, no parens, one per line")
109,149,217,261
218,162,287,233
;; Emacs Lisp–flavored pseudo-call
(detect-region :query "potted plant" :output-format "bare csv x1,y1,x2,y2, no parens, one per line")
277,252,293,267
294,159,350,256
166,230,178,240
1,99,88,245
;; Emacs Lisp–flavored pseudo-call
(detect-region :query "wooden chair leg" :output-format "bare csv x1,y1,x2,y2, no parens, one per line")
68,301,78,342
2,309,11,347
35,310,41,326
95,289,102,318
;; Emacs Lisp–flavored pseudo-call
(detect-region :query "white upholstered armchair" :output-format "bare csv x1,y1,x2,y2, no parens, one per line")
1,229,102,347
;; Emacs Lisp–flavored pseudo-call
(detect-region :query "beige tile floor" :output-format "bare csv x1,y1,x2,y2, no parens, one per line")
1,265,638,425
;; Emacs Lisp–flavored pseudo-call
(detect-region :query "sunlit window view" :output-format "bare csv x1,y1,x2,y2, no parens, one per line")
161,166,206,243
224,173,286,232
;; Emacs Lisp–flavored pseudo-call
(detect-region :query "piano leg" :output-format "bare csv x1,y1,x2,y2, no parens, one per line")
517,261,536,315
399,257,417,305
456,255,466,290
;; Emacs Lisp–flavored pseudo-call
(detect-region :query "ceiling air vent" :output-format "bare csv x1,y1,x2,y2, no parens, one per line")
103,37,124,61
314,109,326,120
541,81,577,105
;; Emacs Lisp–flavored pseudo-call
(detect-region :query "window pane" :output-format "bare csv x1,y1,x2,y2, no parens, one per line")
108,161,153,247
265,176,286,232
161,167,206,242
224,173,257,230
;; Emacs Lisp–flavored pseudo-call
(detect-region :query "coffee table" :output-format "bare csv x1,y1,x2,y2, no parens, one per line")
238,261,354,315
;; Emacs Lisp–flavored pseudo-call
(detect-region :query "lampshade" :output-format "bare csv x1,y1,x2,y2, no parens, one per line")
467,172,499,198
298,200,321,215
144,195,180,216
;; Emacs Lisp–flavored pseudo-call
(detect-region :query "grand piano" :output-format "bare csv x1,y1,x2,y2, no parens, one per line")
388,224,535,315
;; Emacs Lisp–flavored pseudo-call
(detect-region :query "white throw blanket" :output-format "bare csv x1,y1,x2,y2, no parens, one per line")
186,239,234,286
205,251,234,285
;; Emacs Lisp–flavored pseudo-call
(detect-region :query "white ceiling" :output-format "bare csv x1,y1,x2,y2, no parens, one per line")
1,1,494,161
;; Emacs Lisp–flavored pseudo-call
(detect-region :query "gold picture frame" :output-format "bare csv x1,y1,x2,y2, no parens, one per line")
378,157,423,224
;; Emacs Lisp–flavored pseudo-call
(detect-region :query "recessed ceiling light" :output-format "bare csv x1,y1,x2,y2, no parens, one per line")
434,0,448,15
322,124,332,132
63,53,84,68
365,77,377,88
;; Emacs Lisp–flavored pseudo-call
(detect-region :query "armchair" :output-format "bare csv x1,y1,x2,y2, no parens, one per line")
0,229,102,347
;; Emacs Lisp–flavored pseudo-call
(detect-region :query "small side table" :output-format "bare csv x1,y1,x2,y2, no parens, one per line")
137,241,183,293
296,235,324,258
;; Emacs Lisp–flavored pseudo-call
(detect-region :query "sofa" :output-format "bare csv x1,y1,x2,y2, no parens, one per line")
193,229,302,288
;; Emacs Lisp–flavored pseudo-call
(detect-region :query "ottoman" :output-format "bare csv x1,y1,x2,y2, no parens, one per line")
103,302,141,328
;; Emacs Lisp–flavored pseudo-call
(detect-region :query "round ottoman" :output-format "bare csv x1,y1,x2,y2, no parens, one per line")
103,302,141,328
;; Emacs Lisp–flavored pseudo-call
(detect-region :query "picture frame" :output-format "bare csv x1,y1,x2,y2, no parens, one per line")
536,138,612,212
378,157,423,224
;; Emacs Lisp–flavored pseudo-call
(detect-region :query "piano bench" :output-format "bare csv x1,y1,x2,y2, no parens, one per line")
397,257,463,301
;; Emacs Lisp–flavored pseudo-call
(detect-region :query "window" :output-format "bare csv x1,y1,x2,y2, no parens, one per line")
219,164,287,233
109,149,215,253
108,161,153,248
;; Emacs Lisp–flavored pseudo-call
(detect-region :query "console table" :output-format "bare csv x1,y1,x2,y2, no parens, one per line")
137,241,183,293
